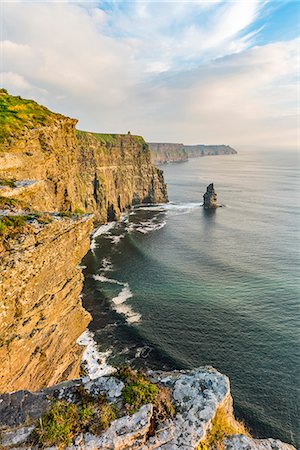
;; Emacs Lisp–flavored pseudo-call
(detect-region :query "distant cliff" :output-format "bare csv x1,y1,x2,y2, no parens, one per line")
184,144,237,157
148,142,188,165
148,141,237,164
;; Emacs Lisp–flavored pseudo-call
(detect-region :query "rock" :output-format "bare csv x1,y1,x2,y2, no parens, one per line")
145,366,231,449
0,216,93,393
81,404,153,450
203,183,218,209
0,426,35,447
0,368,296,450
0,389,50,427
224,434,296,450
84,376,124,401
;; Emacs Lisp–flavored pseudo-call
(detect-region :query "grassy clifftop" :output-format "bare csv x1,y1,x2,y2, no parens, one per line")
76,129,146,146
0,89,66,143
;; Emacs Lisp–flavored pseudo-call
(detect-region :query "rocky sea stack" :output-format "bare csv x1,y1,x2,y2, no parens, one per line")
203,183,218,209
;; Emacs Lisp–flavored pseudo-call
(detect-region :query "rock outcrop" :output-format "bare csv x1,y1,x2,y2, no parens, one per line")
148,143,188,165
0,214,94,393
203,183,218,209
0,367,296,450
0,90,168,222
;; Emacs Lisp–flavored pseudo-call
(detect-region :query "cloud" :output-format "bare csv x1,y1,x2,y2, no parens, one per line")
0,0,298,148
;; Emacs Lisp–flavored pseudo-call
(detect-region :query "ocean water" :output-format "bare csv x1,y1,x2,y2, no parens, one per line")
81,149,300,447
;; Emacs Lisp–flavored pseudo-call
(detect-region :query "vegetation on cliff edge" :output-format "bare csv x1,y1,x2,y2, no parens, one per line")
0,88,65,144
76,129,146,146
197,403,249,450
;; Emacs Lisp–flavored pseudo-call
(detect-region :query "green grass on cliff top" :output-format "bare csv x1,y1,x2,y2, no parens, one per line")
76,129,145,145
0,89,64,143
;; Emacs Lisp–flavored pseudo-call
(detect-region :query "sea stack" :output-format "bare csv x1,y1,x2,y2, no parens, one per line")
203,183,218,209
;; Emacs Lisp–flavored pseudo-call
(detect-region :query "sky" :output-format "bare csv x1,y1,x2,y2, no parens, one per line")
0,0,299,148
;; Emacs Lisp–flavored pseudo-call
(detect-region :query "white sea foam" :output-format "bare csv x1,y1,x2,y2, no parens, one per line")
77,329,115,379
101,258,113,272
111,283,132,305
136,220,167,234
136,202,201,213
105,233,125,244
90,222,116,251
93,274,141,324
93,274,123,285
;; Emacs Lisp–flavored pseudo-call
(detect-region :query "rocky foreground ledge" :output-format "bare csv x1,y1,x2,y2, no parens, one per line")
0,367,296,450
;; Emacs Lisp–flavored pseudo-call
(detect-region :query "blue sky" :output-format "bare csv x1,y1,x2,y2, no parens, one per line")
1,0,299,147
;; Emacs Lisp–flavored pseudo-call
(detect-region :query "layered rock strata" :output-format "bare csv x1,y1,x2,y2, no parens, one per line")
0,367,295,450
0,215,93,393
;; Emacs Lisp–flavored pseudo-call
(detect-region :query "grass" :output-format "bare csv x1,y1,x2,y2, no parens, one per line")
76,129,146,146
31,389,117,449
0,88,64,144
197,404,250,450
116,367,175,421
0,215,31,236
0,196,20,209
29,368,174,448
0,178,16,188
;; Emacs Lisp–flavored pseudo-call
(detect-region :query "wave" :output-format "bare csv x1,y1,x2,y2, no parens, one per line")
135,220,167,234
77,329,115,379
93,274,141,324
101,258,113,272
134,202,202,219
105,233,126,244
90,222,116,251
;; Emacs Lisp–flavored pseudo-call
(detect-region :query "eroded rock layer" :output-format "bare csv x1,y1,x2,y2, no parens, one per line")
0,215,94,393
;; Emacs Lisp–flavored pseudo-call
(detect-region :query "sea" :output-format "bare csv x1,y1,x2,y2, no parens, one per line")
80,149,300,448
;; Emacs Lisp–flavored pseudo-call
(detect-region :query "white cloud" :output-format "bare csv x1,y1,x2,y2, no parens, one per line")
0,0,298,148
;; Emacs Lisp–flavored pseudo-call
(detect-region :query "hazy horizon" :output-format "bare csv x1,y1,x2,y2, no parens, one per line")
1,0,299,149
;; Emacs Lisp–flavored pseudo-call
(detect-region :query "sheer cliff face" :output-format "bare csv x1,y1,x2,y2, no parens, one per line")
0,98,167,222
0,216,93,393
76,132,168,222
148,142,188,165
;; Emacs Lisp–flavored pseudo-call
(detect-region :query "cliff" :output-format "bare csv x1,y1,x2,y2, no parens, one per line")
0,89,167,222
76,131,167,222
0,214,94,393
148,142,188,165
148,141,237,164
184,144,237,157
0,367,296,449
